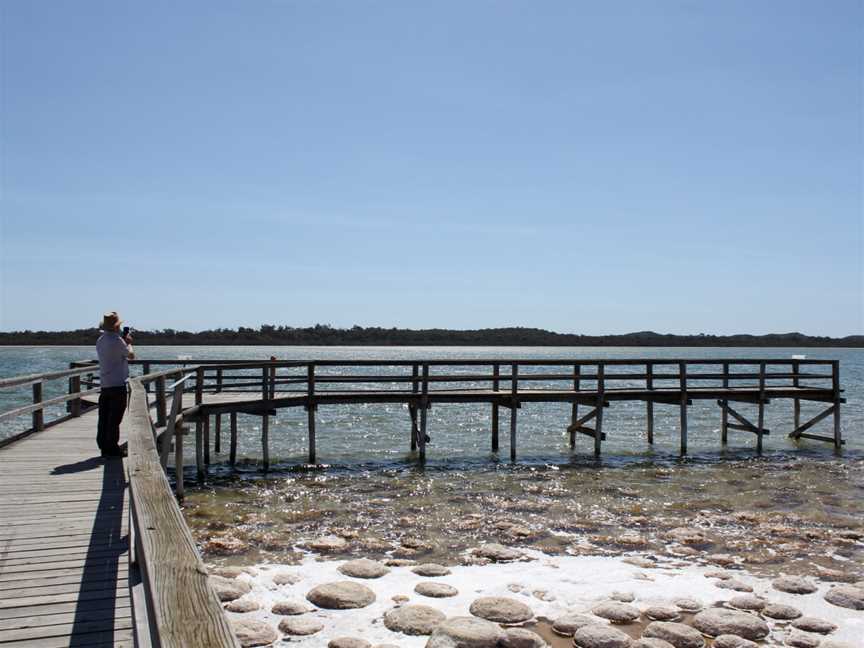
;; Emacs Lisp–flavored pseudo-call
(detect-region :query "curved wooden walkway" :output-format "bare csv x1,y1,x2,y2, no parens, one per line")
0,408,132,647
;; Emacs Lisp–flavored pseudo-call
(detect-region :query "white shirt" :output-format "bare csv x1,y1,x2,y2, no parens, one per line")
96,331,130,388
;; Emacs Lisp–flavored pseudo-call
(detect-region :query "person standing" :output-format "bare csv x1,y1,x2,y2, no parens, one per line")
96,311,135,457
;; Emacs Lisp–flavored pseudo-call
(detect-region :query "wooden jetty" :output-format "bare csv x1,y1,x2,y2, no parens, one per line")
0,355,847,646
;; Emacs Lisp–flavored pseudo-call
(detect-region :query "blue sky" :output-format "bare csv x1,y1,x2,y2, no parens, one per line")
1,1,861,335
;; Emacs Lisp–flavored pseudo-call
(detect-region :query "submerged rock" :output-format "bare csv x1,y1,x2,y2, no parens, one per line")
307,581,376,609
231,619,278,647
308,535,349,552
469,596,533,624
674,598,702,613
773,576,817,595
714,579,753,593
712,636,757,648
642,622,705,648
726,594,766,612
623,556,658,569
425,616,507,648
339,558,391,579
824,584,864,610
416,581,459,598
502,627,547,648
609,591,636,603
592,601,640,624
224,597,259,613
329,639,371,648
551,613,596,636
211,566,245,578
278,616,324,636
210,575,252,602
271,599,311,615
572,624,633,648
762,602,802,620
272,571,301,586
633,640,674,648
385,604,447,635
413,563,452,577
791,617,837,634
785,630,821,648
692,609,769,641
643,605,680,621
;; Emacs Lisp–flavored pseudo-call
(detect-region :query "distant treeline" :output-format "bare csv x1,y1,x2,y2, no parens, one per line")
0,325,861,347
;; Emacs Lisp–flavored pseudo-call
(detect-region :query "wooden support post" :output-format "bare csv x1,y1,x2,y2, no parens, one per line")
175,416,185,499
270,364,277,399
32,382,44,432
229,412,238,466
756,361,766,453
195,420,204,483
203,415,210,466
214,414,222,454
510,364,518,461
155,376,167,427
792,360,801,432
307,363,316,464
492,363,500,452
143,362,151,392
832,360,842,448
411,364,419,451
419,364,429,463
645,363,654,444
721,362,729,444
595,364,604,456
570,364,580,448
70,375,81,417
679,362,688,455
261,366,270,471
161,381,183,469
195,367,204,406
216,368,223,393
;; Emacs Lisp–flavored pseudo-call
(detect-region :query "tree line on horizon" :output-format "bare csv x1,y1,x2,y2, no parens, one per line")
0,325,861,347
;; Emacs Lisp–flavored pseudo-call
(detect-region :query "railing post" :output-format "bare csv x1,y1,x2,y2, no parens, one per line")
194,367,204,477
510,363,518,461
269,364,276,399
143,362,151,392
32,382,44,432
70,375,81,417
155,376,167,427
832,360,842,448
410,364,419,451
229,412,238,466
756,361,766,453
679,362,688,455
261,366,270,471
569,364,580,449
492,364,500,452
419,364,429,463
721,362,729,444
595,363,604,456
216,368,223,393
792,360,800,432
307,363,316,464
645,363,653,444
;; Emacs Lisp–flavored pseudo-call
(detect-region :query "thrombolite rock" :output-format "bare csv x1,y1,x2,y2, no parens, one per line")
726,594,766,611
773,576,818,595
425,616,507,648
210,575,252,602
609,591,635,603
224,598,259,613
666,527,708,545
338,558,391,579
761,602,802,620
328,638,372,648
714,579,753,593
704,570,731,580
469,596,533,624
674,598,702,613
572,624,633,648
622,556,657,569
712,635,757,648
591,601,640,624
306,581,376,609
643,605,680,621
791,617,837,634
412,563,452,577
278,616,325,636
384,605,447,635
308,535,349,552
642,621,705,648
819,640,856,648
392,595,410,605
211,566,245,578
501,627,547,648
691,609,769,641
231,619,278,648
785,630,821,648
385,558,417,567
633,639,674,648
272,571,301,586
271,599,311,615
472,543,523,562
824,584,864,610
551,613,596,636
416,581,459,598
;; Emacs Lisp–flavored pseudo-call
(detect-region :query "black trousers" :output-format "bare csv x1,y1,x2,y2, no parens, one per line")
97,386,127,452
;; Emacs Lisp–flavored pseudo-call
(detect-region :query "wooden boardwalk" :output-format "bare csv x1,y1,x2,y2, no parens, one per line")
0,408,132,647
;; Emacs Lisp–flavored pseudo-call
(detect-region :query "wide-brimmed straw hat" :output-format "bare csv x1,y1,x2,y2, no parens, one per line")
100,311,122,330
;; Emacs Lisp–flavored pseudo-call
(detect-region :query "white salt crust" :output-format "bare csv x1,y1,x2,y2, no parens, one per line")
223,550,863,647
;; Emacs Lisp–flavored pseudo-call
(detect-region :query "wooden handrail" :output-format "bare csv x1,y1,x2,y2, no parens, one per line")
124,379,239,647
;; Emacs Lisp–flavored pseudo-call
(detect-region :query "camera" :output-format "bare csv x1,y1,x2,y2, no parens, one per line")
123,326,132,337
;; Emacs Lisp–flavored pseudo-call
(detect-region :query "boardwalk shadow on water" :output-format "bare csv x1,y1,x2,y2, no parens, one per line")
65,456,129,647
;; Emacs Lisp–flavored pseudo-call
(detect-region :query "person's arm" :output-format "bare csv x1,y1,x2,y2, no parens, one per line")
122,334,135,361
